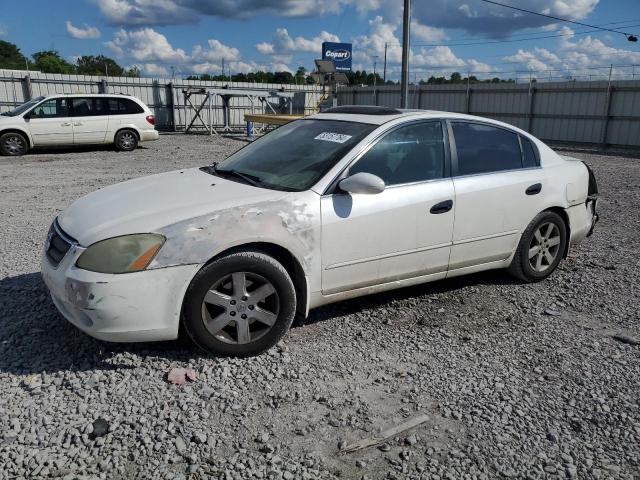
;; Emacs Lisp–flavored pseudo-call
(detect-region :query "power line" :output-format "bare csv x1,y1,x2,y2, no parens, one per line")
476,0,638,41
403,23,640,48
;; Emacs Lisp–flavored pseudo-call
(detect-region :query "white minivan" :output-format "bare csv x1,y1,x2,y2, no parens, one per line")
0,94,159,155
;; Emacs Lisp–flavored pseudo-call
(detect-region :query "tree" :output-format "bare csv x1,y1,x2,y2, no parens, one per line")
295,66,307,84
32,50,75,74
0,40,29,70
125,66,141,78
76,55,124,76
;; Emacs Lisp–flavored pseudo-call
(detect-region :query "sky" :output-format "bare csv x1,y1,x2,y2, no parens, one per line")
0,0,639,81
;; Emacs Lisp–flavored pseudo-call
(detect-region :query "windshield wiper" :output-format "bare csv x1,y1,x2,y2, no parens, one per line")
215,167,263,188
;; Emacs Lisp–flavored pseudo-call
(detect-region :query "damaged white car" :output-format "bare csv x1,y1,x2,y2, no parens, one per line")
41,106,598,356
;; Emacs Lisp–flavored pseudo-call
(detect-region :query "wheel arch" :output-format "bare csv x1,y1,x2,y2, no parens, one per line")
0,128,33,148
541,206,571,258
198,241,309,319
113,126,140,142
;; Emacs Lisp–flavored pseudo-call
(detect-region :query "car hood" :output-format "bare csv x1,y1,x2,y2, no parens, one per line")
58,167,287,246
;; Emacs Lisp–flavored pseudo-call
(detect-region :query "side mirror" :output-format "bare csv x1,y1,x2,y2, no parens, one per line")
338,172,385,195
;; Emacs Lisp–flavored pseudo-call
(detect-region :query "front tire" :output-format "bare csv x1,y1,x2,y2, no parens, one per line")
115,129,138,152
0,132,28,156
509,211,567,282
182,251,297,357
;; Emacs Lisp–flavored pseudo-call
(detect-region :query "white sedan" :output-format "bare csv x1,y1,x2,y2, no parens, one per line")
41,106,598,357
0,94,158,155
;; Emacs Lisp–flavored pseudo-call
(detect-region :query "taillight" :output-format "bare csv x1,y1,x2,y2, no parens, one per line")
146,115,155,125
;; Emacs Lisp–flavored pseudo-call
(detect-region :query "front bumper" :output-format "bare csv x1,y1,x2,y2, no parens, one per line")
41,243,198,342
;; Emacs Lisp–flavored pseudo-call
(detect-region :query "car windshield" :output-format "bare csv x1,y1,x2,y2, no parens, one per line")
0,96,45,117
214,119,376,191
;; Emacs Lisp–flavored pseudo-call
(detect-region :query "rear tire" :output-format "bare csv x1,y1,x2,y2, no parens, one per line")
114,129,138,152
0,132,28,156
509,211,567,282
182,250,297,357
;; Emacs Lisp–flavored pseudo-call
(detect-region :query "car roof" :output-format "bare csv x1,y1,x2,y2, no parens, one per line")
41,93,138,99
311,106,528,131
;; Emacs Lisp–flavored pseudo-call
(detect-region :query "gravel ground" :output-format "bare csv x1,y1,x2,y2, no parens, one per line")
0,134,639,480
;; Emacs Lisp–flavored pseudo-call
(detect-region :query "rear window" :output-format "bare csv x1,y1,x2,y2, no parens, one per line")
520,136,539,167
452,122,523,175
108,98,144,115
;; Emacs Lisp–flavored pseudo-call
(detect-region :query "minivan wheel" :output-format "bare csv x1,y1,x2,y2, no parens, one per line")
0,132,28,156
509,211,567,282
182,251,297,357
115,130,138,151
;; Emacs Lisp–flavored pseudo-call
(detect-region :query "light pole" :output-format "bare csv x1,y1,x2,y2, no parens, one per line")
383,42,388,83
400,0,411,108
372,55,379,86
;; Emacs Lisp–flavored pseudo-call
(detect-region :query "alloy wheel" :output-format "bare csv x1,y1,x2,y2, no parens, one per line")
201,271,279,345
119,132,136,150
528,222,561,273
3,135,25,155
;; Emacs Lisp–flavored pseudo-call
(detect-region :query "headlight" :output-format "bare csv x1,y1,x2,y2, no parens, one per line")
76,234,165,274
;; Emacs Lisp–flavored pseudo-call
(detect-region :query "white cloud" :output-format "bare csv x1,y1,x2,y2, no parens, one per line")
256,28,339,56
501,27,640,79
411,20,446,42
192,39,241,62
353,16,488,79
66,21,101,39
105,28,188,63
141,63,168,76
0,25,7,37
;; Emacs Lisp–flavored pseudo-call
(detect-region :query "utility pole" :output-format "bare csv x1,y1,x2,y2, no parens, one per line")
400,0,411,108
383,42,388,83
372,55,379,86
221,58,225,81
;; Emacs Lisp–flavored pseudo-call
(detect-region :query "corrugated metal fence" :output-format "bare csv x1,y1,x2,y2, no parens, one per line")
337,80,640,148
0,70,325,131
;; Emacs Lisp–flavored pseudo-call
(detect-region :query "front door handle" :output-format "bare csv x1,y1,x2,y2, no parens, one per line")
60,122,72,127
430,199,453,214
526,183,542,195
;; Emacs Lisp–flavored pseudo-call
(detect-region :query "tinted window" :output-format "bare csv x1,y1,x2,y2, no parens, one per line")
71,97,108,117
452,122,522,175
29,98,70,119
108,98,144,115
350,121,445,186
216,119,376,191
521,136,539,167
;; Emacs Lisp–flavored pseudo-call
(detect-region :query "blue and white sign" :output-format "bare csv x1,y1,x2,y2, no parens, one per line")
322,42,352,72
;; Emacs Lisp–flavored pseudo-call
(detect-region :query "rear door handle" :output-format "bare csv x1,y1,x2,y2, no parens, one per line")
526,183,542,195
73,122,83,126
430,199,453,214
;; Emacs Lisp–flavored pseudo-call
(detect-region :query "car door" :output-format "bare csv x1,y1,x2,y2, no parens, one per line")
321,120,455,295
70,97,109,144
25,97,73,145
448,121,546,271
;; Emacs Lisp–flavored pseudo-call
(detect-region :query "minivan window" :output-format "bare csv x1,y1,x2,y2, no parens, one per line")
350,121,445,186
214,119,376,191
452,122,522,175
29,98,70,119
521,136,539,168
108,98,144,115
71,97,108,117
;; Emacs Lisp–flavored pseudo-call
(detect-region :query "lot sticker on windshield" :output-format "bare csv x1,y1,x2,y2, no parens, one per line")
314,132,352,144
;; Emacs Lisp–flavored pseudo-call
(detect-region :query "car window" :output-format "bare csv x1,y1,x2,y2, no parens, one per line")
521,136,539,168
70,97,108,117
29,98,70,119
108,98,144,115
349,121,445,186
215,119,376,191
452,122,523,175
